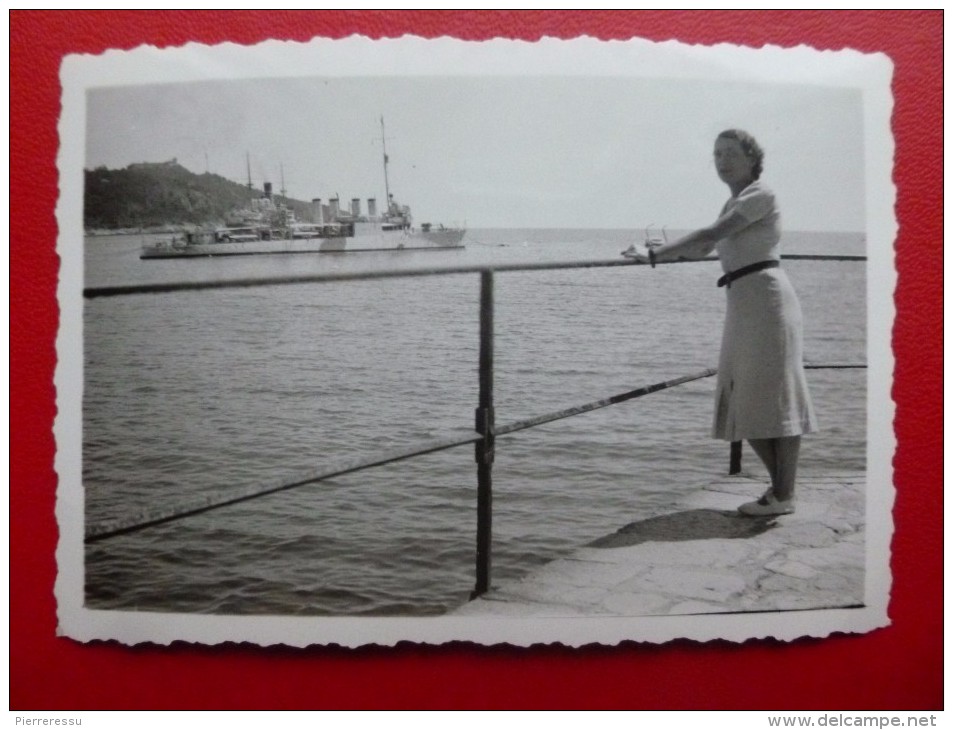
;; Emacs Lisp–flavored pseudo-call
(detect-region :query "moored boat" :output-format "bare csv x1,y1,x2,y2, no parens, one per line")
141,118,465,260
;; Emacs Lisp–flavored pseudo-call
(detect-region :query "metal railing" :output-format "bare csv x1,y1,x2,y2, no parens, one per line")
83,253,866,598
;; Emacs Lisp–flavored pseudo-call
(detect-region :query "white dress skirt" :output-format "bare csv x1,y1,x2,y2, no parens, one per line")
711,267,818,442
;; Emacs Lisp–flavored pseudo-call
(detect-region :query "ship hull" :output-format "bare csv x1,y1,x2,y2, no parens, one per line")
141,227,465,259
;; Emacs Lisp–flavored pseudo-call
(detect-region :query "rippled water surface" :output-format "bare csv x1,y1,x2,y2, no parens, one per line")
83,229,867,615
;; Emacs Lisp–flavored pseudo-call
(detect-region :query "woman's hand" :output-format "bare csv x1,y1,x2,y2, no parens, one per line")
621,242,651,262
623,240,664,264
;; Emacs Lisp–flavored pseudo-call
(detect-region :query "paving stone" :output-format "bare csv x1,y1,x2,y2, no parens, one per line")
765,560,818,580
757,572,813,595
820,519,859,535
813,571,851,591
782,503,832,521
635,567,747,602
752,547,784,563
787,543,863,569
776,522,839,548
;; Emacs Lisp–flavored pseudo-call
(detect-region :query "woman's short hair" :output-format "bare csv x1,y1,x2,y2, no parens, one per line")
717,129,764,180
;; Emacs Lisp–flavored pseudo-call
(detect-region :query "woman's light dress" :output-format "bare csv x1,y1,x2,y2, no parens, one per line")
711,181,818,441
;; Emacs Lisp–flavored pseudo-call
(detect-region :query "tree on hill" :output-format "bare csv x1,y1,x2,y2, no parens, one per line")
83,161,311,230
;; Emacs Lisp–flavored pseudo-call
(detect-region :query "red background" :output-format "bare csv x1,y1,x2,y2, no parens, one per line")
10,11,942,710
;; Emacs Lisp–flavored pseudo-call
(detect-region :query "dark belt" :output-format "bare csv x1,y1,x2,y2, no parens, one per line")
717,259,780,288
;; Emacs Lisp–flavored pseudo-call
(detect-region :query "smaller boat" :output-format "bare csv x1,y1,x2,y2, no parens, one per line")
622,225,667,259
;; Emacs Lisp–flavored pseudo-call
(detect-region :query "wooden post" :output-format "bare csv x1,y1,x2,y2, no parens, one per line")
729,440,742,475
472,270,495,599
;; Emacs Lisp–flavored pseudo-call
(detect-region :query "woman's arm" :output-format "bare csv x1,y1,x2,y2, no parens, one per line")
652,209,751,262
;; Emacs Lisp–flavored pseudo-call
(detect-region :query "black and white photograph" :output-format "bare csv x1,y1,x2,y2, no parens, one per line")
56,36,895,647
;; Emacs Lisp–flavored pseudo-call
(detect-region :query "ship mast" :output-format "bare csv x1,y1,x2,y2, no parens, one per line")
246,152,252,191
280,163,287,198
381,116,392,212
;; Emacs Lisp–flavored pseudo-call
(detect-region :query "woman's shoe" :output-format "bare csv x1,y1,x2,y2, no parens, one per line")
738,490,796,516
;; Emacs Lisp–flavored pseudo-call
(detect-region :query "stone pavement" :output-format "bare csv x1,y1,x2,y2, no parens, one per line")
454,471,865,617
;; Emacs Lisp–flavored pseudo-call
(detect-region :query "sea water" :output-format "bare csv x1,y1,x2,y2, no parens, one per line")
81,229,866,615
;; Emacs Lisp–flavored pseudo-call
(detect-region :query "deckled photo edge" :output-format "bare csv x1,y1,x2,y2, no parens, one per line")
54,35,895,648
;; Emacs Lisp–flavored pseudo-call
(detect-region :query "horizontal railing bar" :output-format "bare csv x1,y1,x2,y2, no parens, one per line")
82,253,866,299
492,362,864,439
85,428,482,543
495,368,718,436
81,259,669,298
84,362,865,543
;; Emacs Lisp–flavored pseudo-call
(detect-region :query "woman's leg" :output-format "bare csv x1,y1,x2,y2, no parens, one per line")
746,436,801,502
747,438,778,491
773,435,801,502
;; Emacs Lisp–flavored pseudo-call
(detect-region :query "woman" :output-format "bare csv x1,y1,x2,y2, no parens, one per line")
632,129,817,516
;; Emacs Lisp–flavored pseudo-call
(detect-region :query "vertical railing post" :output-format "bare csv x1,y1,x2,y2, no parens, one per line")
472,269,495,599
729,440,742,474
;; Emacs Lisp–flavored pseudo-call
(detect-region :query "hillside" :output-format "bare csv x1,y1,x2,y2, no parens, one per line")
84,160,312,231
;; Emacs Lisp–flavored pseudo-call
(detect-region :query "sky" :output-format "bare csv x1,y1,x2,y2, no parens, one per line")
85,72,867,232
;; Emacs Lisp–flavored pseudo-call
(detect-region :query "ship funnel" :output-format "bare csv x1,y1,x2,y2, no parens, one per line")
368,198,377,218
351,198,361,217
329,197,340,220
264,182,273,199
312,198,323,225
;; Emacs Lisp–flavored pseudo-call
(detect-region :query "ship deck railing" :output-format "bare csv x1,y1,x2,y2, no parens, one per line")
83,253,867,599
